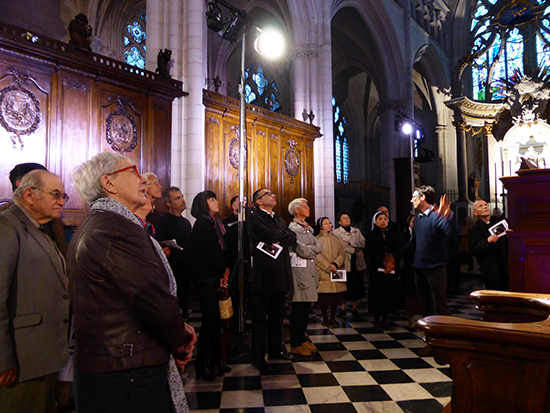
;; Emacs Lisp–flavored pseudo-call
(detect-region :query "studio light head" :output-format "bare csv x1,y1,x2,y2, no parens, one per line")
206,1,224,32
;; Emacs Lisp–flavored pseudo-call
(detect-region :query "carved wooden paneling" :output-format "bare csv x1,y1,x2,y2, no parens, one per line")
203,91,320,222
0,22,185,224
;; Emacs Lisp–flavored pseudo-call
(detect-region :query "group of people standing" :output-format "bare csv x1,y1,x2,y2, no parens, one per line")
0,151,510,412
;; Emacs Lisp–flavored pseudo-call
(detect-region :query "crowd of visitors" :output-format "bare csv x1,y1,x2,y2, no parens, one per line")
0,157,509,412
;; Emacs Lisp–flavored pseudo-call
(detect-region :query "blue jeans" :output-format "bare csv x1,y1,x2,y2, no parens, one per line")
74,364,171,413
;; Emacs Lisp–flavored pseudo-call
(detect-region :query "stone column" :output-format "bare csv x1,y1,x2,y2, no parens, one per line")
452,118,471,226
146,0,206,221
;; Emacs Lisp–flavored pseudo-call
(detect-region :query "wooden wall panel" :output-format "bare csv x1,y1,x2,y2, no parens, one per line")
0,22,185,224
204,91,321,223
54,72,94,217
0,59,52,199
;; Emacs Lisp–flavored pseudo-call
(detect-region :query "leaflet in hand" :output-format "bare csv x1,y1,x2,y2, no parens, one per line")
488,220,508,238
331,270,347,282
290,252,307,267
256,242,283,259
160,239,183,250
377,268,395,274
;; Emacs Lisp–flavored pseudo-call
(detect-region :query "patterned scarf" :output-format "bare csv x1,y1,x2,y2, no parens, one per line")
202,213,227,251
91,198,189,413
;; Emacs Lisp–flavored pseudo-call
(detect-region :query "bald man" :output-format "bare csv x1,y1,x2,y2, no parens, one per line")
468,200,509,290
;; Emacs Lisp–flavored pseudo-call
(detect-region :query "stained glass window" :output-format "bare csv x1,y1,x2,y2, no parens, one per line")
471,0,550,101
333,97,349,184
243,64,281,111
124,12,146,69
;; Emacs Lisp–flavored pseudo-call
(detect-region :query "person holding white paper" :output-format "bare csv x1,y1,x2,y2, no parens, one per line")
315,217,346,328
248,189,297,372
287,198,323,356
468,200,509,291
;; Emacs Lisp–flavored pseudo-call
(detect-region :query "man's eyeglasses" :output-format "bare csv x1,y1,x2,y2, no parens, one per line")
32,188,70,203
106,165,141,179
259,191,274,199
145,181,160,187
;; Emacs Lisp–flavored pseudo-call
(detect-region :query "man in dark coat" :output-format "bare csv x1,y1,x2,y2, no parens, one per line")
247,188,297,372
468,199,509,291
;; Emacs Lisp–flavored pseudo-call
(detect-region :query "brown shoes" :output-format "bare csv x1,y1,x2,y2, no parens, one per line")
290,345,312,356
302,341,317,351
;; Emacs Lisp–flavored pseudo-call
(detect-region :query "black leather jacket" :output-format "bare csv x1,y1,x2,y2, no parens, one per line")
67,209,191,373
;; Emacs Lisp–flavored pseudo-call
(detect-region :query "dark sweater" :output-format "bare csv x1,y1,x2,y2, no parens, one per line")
189,216,227,282
395,207,453,270
161,212,192,277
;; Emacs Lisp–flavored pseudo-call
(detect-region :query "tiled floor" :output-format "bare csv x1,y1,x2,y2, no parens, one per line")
183,277,485,413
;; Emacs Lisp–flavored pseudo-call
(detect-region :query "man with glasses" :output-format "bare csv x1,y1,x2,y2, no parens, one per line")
248,188,297,372
142,172,165,243
1,163,69,256
0,170,70,412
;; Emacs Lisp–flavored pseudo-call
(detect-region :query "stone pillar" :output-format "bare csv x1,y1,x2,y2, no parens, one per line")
452,118,471,226
146,0,206,221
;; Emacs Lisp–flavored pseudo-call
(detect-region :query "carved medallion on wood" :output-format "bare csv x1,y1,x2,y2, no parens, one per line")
285,139,300,183
105,96,138,153
227,125,247,170
0,68,42,149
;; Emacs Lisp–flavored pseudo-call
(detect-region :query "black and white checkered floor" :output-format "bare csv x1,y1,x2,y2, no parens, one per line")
183,277,486,413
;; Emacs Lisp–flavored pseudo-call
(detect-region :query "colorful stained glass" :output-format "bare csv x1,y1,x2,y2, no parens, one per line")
265,93,280,111
124,13,146,69
470,1,542,101
124,47,145,69
335,137,342,183
537,35,550,67
342,138,349,184
333,98,349,184
127,21,146,44
252,66,268,96
243,65,281,111
245,84,256,104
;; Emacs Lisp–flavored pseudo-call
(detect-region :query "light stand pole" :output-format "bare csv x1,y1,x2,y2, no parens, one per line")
206,0,285,338
237,27,246,333
409,131,415,214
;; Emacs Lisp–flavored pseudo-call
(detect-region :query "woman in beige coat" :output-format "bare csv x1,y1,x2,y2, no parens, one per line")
315,217,346,327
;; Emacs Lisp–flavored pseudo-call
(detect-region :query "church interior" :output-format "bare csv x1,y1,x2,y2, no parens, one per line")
3,0,550,412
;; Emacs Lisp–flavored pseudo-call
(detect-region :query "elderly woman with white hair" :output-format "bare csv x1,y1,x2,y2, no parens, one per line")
287,198,323,357
67,152,196,413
